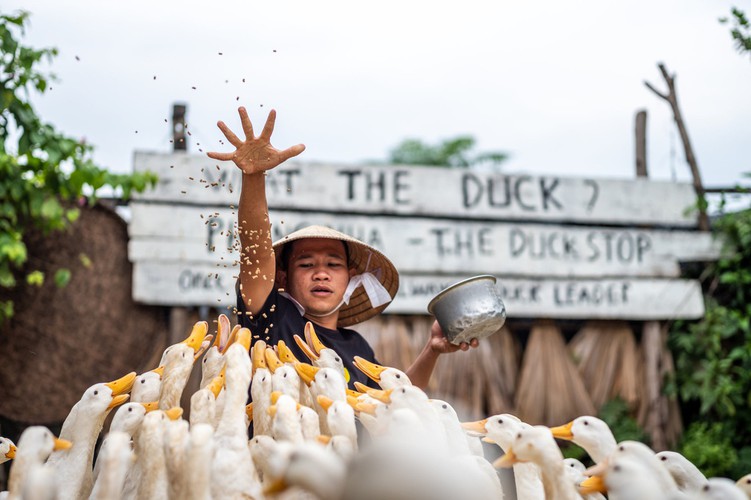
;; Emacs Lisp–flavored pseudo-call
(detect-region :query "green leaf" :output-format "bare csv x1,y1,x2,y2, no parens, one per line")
25,270,44,286
54,268,71,287
79,253,91,268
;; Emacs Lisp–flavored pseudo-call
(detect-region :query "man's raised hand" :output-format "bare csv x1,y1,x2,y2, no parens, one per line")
206,107,305,174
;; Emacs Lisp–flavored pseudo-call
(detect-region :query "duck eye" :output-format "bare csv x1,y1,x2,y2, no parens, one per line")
203,358,207,363
660,456,667,461
182,352,186,358
517,432,522,439
141,379,145,384
613,465,621,472
324,373,328,379
703,485,710,492
128,407,133,412
442,404,447,409
395,374,401,378
497,418,503,424
583,420,588,425
401,389,406,393
335,357,340,363
619,445,625,451
283,373,287,378
94,390,98,395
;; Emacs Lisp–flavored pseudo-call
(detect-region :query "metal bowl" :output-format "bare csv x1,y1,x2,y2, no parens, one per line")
427,275,506,345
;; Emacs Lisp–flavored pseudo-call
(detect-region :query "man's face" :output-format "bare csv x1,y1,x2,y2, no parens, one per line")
280,238,354,322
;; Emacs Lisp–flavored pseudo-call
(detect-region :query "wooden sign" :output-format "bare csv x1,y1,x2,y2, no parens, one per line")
128,203,721,278
133,152,699,227
131,261,704,320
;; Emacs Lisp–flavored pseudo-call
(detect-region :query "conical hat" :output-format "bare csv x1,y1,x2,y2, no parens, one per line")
273,225,399,327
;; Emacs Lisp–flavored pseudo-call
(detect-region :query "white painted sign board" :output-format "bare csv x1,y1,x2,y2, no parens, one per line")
132,261,705,320
133,151,700,227
129,150,714,320
129,203,722,278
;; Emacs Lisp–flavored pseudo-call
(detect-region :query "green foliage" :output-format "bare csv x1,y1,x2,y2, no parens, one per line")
668,207,751,478
389,136,509,168
598,399,650,445
720,7,751,57
679,422,739,478
0,10,158,323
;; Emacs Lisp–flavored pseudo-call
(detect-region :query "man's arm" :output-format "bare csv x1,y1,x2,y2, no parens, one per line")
207,107,304,315
405,320,479,390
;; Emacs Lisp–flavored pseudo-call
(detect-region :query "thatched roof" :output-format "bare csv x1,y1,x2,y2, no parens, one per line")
0,203,168,423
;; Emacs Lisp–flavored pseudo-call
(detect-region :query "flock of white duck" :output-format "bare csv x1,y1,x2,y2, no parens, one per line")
2,314,750,500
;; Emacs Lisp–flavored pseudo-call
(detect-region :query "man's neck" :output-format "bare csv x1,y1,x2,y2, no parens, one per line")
303,313,339,331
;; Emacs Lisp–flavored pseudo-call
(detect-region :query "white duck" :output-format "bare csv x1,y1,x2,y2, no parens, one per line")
182,423,214,500
0,437,16,464
130,366,164,403
550,415,617,464
586,440,679,496
88,431,131,500
496,425,579,500
736,473,751,497
159,321,208,409
317,395,357,450
463,413,545,500
277,340,316,408
564,458,606,500
267,347,303,403
211,327,262,500
47,372,135,500
189,375,223,428
198,314,234,389
251,340,274,437
655,450,708,493
92,401,155,483
163,408,190,499
429,399,473,456
5,426,71,500
269,393,305,444
693,478,748,500
579,454,671,500
295,362,347,435
352,355,411,390
295,322,347,378
249,434,293,488
133,409,179,500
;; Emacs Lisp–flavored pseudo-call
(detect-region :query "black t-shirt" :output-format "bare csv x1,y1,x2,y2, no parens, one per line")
237,287,381,391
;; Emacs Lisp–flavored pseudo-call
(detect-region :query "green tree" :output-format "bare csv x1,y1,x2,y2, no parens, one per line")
720,7,751,56
388,136,508,168
0,10,157,323
667,206,751,478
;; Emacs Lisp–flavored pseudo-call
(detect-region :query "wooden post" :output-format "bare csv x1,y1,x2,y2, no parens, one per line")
644,63,709,231
172,103,187,151
635,110,648,178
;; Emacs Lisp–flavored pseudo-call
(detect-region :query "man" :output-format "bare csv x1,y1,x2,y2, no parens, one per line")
207,107,478,390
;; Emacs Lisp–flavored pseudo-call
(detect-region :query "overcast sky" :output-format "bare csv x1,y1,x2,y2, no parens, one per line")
6,0,751,192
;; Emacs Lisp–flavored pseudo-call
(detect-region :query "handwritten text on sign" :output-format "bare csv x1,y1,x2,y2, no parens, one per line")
133,152,698,226
129,204,721,278
131,261,704,320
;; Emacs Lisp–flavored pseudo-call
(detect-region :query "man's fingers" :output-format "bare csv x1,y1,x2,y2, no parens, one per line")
470,338,479,348
217,121,243,148
278,144,306,162
206,151,235,161
238,107,254,139
459,342,469,351
259,109,277,141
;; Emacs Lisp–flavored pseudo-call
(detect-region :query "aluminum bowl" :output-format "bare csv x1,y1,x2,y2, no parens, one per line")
427,275,506,345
